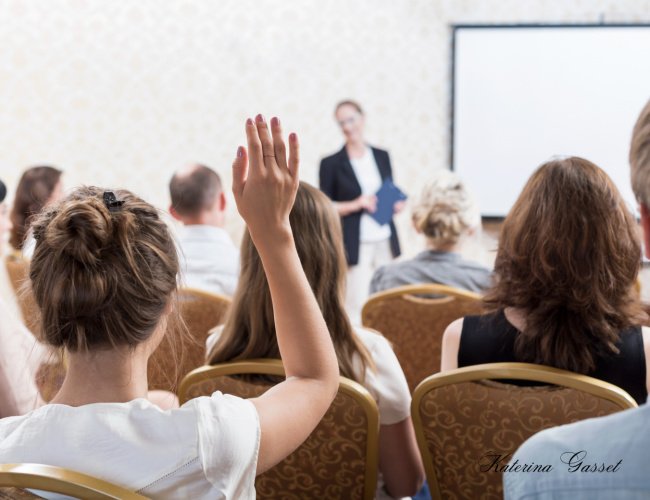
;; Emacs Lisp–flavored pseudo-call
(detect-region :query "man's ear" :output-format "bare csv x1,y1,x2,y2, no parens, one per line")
169,205,182,222
218,191,226,211
640,203,650,259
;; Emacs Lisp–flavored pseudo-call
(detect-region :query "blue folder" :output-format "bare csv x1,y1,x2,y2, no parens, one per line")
369,179,407,226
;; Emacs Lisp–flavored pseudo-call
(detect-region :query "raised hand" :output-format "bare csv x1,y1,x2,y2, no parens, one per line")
232,114,299,243
231,117,338,476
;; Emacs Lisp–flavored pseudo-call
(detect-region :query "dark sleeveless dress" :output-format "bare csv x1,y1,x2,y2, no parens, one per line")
459,310,647,405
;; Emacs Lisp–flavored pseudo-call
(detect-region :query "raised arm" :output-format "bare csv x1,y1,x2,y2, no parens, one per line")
232,115,339,474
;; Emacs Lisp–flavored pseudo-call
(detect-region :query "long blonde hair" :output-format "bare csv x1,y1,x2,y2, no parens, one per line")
207,182,374,382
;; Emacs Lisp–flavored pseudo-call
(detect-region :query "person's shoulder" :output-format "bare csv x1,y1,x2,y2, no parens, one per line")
369,262,393,293
353,326,392,354
320,147,346,166
457,256,492,273
513,404,648,469
0,411,31,437
370,259,412,289
205,324,225,352
505,406,648,498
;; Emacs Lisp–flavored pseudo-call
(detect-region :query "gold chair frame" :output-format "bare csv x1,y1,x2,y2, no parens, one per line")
179,359,380,500
361,283,483,390
363,283,482,310
0,463,147,499
411,362,638,500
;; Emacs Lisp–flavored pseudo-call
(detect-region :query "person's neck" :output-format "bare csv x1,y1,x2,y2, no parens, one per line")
503,307,527,332
51,346,150,406
181,214,225,228
346,140,367,159
425,240,461,254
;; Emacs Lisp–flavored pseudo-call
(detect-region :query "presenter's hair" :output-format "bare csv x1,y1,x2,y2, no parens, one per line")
208,182,374,381
335,99,364,115
411,170,479,248
485,157,645,373
169,164,222,217
630,99,650,207
29,186,179,351
10,166,62,250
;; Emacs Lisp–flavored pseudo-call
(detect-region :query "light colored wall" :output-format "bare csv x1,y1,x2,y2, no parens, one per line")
1,0,649,261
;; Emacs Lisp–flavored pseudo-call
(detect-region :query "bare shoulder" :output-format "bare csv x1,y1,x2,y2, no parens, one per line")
440,318,464,372
641,326,650,353
443,317,464,341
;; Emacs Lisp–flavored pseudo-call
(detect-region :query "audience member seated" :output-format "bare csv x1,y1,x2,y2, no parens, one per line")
207,181,425,499
169,163,239,296
370,170,491,295
504,101,650,500
9,166,63,258
0,178,48,417
441,156,650,405
0,116,340,498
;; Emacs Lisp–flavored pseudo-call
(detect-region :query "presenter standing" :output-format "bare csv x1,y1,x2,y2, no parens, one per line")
319,100,402,324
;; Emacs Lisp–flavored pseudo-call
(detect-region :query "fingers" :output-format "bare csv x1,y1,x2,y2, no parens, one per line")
247,114,298,178
232,145,248,198
288,133,300,179
270,117,288,171
246,118,264,176
255,114,276,169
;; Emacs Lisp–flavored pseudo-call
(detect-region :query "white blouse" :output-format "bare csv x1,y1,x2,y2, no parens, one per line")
0,393,260,499
349,147,392,243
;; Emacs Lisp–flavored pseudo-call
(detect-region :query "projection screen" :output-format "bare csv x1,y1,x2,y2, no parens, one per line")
452,24,650,218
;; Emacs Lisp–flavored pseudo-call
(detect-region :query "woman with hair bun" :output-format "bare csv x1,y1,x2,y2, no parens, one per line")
370,170,491,294
9,165,63,257
441,157,650,404
0,116,340,498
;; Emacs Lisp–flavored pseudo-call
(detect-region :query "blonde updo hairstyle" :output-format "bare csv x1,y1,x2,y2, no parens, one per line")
411,170,480,249
29,186,180,352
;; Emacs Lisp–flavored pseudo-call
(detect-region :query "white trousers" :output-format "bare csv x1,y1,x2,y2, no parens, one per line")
345,239,393,326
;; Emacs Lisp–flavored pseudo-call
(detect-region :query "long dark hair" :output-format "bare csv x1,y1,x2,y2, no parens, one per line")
10,166,62,250
207,182,374,382
485,157,646,373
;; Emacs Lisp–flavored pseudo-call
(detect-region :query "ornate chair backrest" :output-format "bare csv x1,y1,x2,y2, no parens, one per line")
148,288,231,392
179,359,380,500
362,284,484,391
412,362,638,500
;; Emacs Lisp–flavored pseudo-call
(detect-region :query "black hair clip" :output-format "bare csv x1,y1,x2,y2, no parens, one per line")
103,191,124,212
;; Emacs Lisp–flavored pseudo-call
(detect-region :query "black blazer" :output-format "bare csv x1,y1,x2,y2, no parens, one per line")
319,145,401,266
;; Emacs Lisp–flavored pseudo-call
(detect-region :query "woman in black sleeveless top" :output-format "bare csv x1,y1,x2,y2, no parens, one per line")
441,157,649,405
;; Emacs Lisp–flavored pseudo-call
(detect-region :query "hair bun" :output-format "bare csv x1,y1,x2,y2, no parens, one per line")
44,198,113,265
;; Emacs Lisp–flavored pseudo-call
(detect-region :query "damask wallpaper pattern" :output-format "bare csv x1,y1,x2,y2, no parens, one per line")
1,0,649,257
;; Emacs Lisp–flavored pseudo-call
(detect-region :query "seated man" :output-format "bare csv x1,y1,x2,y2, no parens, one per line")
504,100,650,500
169,164,239,296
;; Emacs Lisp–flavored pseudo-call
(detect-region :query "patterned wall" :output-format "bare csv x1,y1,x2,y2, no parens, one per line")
1,0,649,259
